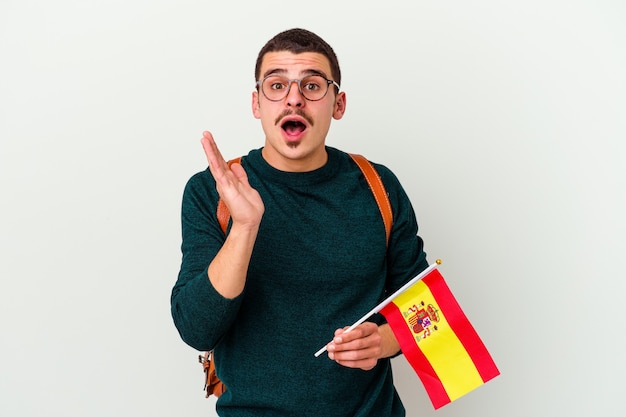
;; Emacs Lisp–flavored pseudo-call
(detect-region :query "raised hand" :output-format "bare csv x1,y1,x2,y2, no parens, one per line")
201,131,264,231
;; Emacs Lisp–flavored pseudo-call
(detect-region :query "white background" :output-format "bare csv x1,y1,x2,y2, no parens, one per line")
1,1,625,416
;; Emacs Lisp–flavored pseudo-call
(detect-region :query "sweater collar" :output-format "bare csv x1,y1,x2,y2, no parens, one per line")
246,146,342,187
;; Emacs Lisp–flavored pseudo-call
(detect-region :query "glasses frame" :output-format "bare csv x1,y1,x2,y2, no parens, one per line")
256,75,340,102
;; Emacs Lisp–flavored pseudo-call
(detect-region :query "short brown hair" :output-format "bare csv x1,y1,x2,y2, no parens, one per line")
255,28,341,87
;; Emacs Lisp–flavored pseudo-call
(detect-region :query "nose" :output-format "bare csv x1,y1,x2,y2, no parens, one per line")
285,80,304,107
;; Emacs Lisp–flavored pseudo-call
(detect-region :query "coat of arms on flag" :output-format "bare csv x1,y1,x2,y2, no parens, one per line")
405,301,439,341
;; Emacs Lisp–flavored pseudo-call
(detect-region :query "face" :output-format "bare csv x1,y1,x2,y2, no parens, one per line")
252,51,346,172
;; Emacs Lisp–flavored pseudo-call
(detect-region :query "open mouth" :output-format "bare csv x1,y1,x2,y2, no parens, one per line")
282,120,307,135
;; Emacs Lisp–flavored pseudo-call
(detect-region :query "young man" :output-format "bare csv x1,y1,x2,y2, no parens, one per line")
171,28,429,416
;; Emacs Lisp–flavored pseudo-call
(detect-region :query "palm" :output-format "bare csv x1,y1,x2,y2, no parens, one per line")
201,131,264,228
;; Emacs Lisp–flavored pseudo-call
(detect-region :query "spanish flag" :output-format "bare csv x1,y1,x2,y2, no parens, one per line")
380,263,500,409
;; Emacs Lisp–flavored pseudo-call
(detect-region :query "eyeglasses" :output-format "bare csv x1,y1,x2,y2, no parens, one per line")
256,75,340,102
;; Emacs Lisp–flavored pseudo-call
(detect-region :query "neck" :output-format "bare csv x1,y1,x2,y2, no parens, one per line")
261,146,328,172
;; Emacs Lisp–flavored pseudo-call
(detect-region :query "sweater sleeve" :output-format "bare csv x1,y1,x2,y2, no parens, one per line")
170,170,244,351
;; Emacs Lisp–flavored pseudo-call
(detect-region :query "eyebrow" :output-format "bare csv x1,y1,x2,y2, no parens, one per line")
262,68,329,79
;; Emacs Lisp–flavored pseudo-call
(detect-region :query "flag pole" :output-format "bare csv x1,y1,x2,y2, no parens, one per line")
314,259,442,357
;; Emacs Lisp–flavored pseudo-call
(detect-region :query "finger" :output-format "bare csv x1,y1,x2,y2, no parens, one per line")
330,343,381,370
335,356,378,371
334,323,375,344
334,327,349,337
333,335,372,352
200,131,227,172
229,163,260,205
230,163,250,186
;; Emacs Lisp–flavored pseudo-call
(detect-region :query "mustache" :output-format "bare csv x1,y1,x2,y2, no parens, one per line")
274,109,314,127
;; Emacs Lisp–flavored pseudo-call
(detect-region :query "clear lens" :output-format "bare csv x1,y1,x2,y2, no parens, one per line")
261,75,330,101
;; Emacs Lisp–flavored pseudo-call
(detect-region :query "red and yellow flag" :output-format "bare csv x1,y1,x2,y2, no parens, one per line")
380,267,499,409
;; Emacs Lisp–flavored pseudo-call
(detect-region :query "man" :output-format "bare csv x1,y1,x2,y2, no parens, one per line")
171,28,428,416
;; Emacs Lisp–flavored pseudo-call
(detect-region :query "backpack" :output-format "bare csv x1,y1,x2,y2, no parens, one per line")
199,153,392,398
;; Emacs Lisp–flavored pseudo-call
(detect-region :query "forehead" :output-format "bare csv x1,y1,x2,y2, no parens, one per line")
259,51,332,78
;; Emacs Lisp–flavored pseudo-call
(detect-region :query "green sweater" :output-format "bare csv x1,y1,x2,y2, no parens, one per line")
171,147,428,417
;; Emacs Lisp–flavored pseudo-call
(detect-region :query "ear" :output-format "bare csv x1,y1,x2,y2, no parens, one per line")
332,91,346,120
252,91,261,119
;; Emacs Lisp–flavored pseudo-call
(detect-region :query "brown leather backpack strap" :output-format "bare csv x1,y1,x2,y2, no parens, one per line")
216,157,242,234
349,153,393,246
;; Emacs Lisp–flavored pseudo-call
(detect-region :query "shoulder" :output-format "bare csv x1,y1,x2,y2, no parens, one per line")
342,150,402,188
367,161,400,188
181,168,220,212
348,154,412,210
184,168,214,194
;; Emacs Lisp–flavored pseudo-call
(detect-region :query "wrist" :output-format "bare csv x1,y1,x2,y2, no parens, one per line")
379,324,401,359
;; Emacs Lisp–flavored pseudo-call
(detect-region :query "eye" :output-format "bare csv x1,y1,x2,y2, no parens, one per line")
265,77,287,91
302,77,323,91
270,81,286,91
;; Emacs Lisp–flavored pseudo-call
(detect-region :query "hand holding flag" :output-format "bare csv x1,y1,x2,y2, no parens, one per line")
315,260,500,409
